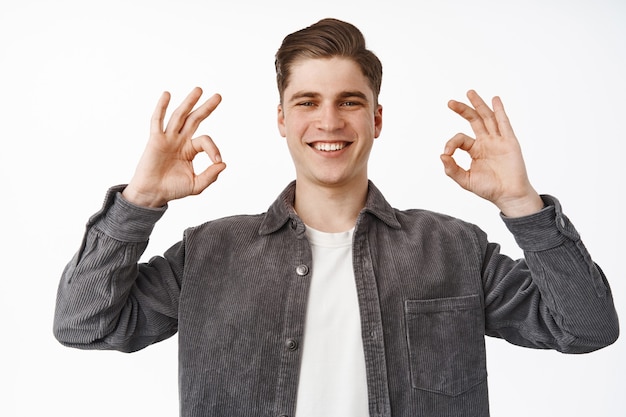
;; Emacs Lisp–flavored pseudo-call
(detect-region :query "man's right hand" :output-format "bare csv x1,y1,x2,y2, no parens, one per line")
122,87,227,208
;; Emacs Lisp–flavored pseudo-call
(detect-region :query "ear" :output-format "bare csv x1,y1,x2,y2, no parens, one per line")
277,104,286,137
374,104,383,138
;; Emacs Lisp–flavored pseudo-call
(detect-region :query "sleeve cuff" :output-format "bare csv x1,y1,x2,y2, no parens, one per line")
87,185,167,242
501,194,580,251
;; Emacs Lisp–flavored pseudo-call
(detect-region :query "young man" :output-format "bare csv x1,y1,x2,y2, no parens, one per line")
54,18,618,417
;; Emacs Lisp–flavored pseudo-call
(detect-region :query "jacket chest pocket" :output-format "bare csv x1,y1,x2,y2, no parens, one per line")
404,294,487,396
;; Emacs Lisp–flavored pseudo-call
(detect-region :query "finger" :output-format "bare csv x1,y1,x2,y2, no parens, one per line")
187,134,226,195
448,98,488,138
466,90,500,135
443,132,475,156
441,133,474,190
492,96,515,138
150,91,171,133
165,87,204,134
191,134,222,164
180,93,222,138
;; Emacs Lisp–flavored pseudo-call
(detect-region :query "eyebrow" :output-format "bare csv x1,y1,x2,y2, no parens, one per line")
339,91,369,101
287,90,370,103
287,91,319,102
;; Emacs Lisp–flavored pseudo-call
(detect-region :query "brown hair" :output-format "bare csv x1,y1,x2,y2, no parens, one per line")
275,18,383,104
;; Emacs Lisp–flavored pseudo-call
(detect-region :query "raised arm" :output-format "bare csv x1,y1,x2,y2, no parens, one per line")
441,91,619,352
123,87,227,208
440,90,543,217
54,88,225,352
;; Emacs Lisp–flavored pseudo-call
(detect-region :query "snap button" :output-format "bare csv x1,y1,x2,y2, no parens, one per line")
286,339,299,351
295,264,309,276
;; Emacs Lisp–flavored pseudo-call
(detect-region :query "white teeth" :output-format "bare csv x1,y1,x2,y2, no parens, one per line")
314,142,346,152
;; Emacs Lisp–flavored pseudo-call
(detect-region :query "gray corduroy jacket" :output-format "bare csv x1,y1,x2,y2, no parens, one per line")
54,181,619,417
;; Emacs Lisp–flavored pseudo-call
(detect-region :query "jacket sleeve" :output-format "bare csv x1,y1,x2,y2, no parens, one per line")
481,195,619,353
53,185,183,353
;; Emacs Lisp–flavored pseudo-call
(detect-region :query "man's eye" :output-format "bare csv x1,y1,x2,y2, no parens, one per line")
298,101,315,107
341,101,360,107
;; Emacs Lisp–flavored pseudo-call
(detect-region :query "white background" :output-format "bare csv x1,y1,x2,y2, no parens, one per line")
1,0,624,415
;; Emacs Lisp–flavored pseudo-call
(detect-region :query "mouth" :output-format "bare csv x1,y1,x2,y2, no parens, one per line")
309,141,350,152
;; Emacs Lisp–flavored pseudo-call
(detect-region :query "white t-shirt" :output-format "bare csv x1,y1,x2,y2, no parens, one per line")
294,225,369,416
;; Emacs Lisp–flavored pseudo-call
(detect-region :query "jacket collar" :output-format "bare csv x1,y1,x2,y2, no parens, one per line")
259,180,401,236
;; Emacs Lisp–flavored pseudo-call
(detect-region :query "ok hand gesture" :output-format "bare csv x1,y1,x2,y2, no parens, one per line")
123,87,227,208
440,90,544,217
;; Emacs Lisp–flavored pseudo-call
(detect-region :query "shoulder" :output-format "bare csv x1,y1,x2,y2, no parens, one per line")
186,213,267,236
393,208,487,241
395,207,473,227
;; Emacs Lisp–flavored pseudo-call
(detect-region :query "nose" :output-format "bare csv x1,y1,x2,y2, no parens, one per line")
317,103,344,131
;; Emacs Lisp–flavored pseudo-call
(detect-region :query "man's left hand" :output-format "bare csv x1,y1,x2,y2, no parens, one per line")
441,90,544,217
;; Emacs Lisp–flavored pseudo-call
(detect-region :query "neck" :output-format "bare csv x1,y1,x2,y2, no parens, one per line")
293,179,368,233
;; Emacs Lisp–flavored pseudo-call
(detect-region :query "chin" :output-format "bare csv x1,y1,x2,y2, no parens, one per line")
314,175,361,188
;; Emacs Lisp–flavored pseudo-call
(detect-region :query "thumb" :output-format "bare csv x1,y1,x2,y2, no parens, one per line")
440,154,469,190
192,162,227,195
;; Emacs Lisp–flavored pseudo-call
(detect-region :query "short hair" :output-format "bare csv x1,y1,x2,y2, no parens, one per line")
275,18,383,104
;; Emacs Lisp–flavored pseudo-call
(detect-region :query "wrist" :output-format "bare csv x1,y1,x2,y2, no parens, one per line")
122,185,168,208
497,191,544,218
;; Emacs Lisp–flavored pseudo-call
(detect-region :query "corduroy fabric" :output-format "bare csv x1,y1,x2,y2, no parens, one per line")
54,181,619,417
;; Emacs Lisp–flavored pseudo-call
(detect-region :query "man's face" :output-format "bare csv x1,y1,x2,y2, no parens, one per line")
277,57,383,190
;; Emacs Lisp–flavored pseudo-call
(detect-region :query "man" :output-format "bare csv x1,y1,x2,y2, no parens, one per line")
54,18,618,417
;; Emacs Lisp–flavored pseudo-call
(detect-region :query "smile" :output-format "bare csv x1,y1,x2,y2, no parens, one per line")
311,142,349,152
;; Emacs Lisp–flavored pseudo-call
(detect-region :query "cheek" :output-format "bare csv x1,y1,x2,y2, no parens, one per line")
284,117,310,139
360,117,378,138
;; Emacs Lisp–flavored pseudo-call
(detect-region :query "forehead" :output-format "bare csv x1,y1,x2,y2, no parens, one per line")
285,57,374,99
